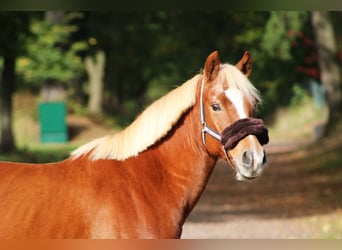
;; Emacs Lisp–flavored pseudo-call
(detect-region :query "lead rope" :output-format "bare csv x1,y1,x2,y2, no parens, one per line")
200,78,231,164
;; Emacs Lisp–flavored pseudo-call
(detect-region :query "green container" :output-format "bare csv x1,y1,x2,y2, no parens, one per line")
39,102,68,143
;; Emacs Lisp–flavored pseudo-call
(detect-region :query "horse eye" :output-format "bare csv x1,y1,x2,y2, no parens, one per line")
211,103,221,112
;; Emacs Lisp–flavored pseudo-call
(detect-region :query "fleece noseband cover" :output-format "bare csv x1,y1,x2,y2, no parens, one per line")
221,118,269,151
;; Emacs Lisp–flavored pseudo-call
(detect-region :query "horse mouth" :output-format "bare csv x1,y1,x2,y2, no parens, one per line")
235,168,260,182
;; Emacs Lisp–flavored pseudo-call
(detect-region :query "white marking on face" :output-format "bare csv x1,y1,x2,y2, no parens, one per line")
226,88,264,175
225,88,247,119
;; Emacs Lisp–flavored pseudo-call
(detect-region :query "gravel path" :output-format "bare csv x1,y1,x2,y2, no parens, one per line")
182,218,320,239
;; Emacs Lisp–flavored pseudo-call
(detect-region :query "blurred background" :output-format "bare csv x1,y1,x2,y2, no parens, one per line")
0,11,341,238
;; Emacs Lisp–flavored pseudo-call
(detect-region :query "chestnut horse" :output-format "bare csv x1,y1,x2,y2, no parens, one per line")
0,51,268,238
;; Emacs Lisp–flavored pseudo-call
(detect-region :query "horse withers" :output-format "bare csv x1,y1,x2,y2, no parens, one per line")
0,51,268,238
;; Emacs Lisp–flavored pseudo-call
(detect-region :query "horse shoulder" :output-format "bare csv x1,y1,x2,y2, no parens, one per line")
79,157,183,238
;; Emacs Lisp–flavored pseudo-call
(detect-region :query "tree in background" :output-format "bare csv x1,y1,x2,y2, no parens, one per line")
75,11,269,122
261,12,308,61
0,12,31,152
86,50,105,114
0,11,88,152
311,11,342,136
17,12,87,92
3,11,340,150
253,11,310,116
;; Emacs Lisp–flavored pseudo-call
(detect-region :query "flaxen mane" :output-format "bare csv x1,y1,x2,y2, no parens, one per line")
71,63,260,161
71,75,200,161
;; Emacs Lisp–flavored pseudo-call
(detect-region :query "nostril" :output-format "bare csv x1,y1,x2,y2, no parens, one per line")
262,150,267,165
242,151,253,166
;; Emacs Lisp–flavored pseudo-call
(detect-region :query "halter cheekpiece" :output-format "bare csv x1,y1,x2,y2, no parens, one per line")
200,78,231,162
200,78,222,146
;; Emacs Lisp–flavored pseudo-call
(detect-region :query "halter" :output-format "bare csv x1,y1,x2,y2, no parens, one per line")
199,78,231,163
200,78,221,145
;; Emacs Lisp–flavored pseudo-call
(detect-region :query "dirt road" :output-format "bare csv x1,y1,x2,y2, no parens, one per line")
182,140,342,239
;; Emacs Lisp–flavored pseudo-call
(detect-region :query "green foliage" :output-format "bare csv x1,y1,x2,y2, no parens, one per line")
17,12,88,87
261,11,308,60
290,84,310,106
5,11,323,124
79,11,271,121
253,12,313,118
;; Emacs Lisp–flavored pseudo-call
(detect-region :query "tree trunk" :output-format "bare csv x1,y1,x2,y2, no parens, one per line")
45,11,64,23
311,11,342,136
0,56,16,152
86,50,105,115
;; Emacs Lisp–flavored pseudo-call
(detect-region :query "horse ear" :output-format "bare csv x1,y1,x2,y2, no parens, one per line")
235,51,252,77
204,51,221,82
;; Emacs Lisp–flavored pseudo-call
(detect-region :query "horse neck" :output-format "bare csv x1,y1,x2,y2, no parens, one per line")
149,91,218,217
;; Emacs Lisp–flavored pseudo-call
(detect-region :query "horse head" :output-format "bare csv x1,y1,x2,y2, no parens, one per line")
200,51,269,181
